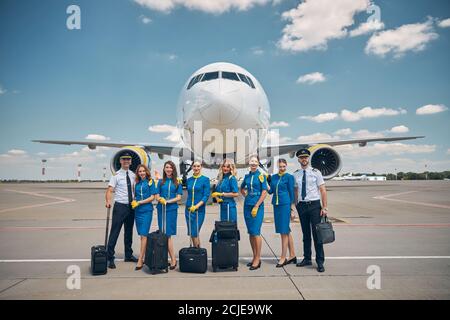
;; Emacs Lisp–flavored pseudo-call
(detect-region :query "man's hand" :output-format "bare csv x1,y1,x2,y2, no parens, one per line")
158,197,167,205
105,201,111,208
251,206,258,218
320,207,328,216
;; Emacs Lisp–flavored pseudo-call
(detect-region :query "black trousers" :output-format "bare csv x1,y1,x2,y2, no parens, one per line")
107,202,135,261
296,200,325,265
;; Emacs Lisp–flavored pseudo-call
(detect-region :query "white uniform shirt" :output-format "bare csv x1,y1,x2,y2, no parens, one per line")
293,166,324,202
108,169,136,204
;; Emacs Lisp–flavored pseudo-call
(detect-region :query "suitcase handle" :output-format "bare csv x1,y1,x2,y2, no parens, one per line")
187,209,199,248
104,207,111,247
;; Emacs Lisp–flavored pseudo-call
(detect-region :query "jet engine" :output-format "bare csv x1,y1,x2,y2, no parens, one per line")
110,146,151,175
307,144,342,180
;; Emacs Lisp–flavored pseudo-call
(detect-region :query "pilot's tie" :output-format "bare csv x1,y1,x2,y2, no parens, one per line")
126,171,133,205
301,170,306,201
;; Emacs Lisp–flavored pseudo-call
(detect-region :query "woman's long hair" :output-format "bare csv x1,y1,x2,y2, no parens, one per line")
135,164,151,183
162,160,179,187
217,158,237,182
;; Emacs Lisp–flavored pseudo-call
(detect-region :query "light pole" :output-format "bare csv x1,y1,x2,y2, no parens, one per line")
103,167,106,182
41,159,47,182
77,164,82,182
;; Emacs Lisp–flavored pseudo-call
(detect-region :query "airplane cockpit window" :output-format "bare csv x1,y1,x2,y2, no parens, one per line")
222,71,240,82
187,73,204,90
237,73,256,89
201,71,219,82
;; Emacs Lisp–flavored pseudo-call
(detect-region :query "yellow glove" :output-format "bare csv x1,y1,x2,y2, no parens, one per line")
217,198,223,203
251,206,258,218
189,205,197,213
131,200,139,209
212,192,223,198
158,197,167,205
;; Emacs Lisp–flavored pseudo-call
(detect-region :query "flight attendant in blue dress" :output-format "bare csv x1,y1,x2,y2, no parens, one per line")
185,160,210,248
156,160,183,270
131,164,157,270
211,158,239,222
240,155,268,270
268,158,297,268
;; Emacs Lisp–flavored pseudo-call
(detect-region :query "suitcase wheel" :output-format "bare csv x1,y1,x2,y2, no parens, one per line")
233,267,238,271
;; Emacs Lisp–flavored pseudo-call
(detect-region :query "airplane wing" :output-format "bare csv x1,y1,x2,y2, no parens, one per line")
32,140,189,157
258,135,425,157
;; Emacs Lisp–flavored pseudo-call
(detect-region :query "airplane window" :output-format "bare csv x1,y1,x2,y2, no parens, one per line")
187,74,204,90
222,71,240,81
237,73,255,89
201,71,219,82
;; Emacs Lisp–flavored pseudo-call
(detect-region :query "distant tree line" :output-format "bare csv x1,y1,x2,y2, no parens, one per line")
342,171,450,180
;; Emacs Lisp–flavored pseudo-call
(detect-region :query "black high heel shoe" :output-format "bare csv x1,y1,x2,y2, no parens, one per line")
286,257,297,265
135,265,143,271
169,262,177,270
246,262,253,267
249,261,261,270
276,259,287,268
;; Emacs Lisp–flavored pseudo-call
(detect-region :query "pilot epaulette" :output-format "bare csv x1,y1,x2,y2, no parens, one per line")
312,168,318,172
177,177,183,183
148,178,153,186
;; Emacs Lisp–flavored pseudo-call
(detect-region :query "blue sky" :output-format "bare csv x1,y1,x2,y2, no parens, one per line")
0,0,449,179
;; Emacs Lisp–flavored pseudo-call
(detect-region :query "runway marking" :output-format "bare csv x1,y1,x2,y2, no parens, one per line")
0,189,76,214
1,256,450,263
373,191,450,209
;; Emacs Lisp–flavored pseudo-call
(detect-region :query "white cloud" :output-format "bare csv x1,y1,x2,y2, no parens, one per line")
36,152,47,156
349,19,384,37
251,47,264,55
416,104,448,115
7,149,27,156
85,134,110,141
278,0,369,52
340,106,407,122
350,129,384,139
139,14,152,24
269,121,289,128
296,72,326,84
297,133,338,143
300,112,338,123
336,143,436,158
438,18,450,28
0,84,6,95
167,54,177,60
134,0,275,14
389,125,409,133
447,148,450,155
365,18,438,58
334,128,352,136
148,124,181,143
301,107,406,123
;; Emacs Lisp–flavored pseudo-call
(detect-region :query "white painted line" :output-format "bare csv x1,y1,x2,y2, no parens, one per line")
1,256,449,263
373,191,450,209
0,189,76,213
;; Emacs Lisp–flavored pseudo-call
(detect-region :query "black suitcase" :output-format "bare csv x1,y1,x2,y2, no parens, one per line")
179,209,207,273
145,204,169,274
210,203,239,272
90,207,111,275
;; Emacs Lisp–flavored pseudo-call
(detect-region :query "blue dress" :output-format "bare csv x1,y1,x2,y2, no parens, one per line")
215,173,239,222
240,170,268,236
185,175,210,237
268,173,295,234
134,178,157,236
156,178,183,236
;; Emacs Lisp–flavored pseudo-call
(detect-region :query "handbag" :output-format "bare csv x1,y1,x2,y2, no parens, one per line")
315,216,335,244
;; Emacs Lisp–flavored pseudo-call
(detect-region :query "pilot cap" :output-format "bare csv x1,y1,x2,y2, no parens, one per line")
120,152,132,160
296,148,310,158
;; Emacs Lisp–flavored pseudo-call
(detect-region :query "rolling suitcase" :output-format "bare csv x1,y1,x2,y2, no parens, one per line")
179,209,207,273
210,203,239,272
145,204,169,274
90,207,111,276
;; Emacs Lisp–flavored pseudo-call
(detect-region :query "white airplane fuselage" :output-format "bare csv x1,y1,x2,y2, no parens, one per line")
176,62,270,166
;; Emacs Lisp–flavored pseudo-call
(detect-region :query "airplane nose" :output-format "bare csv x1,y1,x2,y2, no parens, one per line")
198,80,243,126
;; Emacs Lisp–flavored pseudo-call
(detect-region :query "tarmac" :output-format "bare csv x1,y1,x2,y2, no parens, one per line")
0,180,449,300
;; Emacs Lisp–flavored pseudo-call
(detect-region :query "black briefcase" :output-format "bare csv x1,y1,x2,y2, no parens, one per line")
315,216,335,244
90,207,111,275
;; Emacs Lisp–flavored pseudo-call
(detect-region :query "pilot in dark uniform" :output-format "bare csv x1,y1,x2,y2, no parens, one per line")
293,148,329,273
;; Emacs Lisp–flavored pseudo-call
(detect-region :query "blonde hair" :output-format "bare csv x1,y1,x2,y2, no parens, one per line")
217,158,237,182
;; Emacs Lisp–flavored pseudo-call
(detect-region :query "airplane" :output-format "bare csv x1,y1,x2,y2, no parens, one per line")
33,62,424,184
